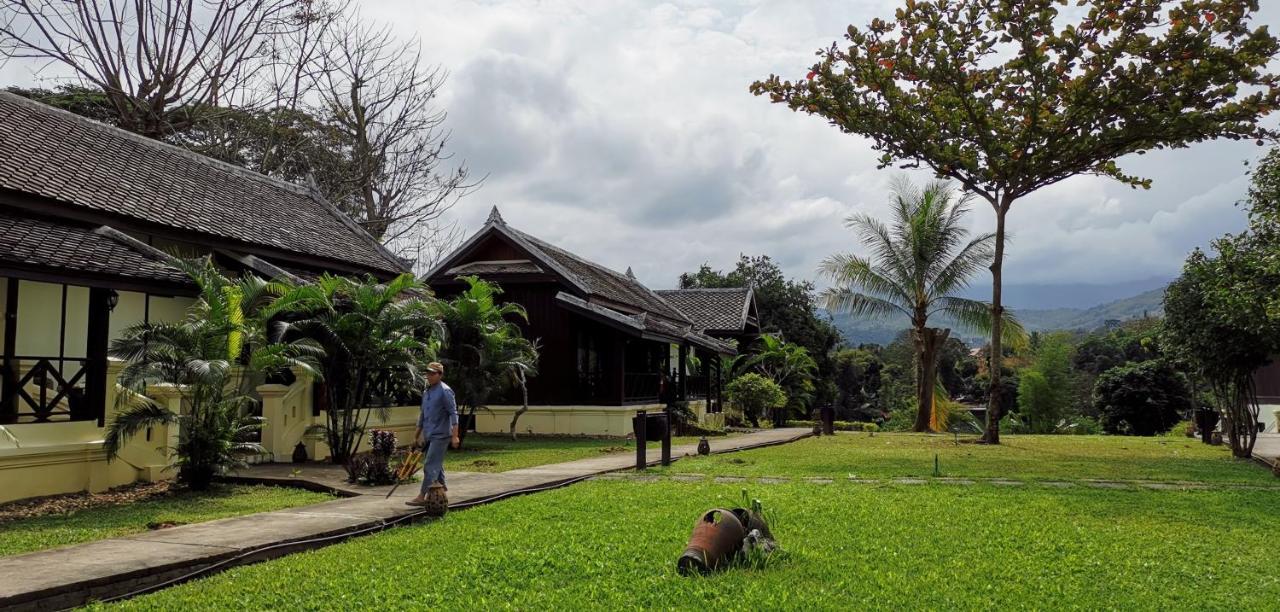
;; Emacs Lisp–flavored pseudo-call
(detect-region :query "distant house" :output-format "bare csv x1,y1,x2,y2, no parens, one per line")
426,208,744,435
1255,359,1280,433
0,92,407,503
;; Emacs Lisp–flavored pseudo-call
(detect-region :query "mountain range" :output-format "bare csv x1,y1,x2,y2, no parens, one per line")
826,280,1169,347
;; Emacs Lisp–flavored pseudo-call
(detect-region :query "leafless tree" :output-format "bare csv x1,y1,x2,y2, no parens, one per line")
386,219,465,276
0,0,305,139
313,17,474,242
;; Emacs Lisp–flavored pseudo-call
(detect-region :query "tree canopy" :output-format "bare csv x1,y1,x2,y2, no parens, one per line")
750,0,1279,443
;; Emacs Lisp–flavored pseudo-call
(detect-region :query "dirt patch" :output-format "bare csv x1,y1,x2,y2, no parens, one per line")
146,520,187,530
599,446,628,454
0,481,176,523
470,460,499,468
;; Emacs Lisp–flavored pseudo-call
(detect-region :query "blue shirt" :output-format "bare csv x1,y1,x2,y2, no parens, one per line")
419,381,459,439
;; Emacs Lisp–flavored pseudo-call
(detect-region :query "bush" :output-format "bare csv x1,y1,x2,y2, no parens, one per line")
788,419,879,432
1094,361,1192,436
726,374,786,428
881,410,915,432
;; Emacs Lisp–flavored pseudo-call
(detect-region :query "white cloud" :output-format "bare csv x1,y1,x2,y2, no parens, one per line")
5,0,1275,295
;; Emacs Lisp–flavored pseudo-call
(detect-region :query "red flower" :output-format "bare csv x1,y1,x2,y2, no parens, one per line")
1204,12,1216,24
806,71,817,80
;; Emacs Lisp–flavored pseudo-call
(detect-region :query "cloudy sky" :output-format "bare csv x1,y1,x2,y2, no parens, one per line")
5,1,1276,294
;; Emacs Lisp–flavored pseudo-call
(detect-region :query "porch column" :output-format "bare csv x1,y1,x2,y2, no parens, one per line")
1,278,16,423
677,343,688,402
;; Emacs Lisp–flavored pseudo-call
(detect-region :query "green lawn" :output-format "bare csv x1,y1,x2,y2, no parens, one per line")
95,479,1280,611
0,484,332,557
665,432,1275,484
446,434,718,473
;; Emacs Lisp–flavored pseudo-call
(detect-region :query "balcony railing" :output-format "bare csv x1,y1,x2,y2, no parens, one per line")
0,356,93,424
623,372,660,403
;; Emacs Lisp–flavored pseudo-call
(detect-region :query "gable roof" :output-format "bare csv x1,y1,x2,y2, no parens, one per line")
428,208,690,324
506,227,691,324
0,92,406,276
655,287,756,333
428,208,736,354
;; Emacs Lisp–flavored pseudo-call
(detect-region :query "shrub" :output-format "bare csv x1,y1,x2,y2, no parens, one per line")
726,374,786,428
369,430,397,456
1094,361,1192,436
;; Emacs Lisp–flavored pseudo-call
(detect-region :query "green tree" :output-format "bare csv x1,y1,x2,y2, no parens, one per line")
725,373,787,428
745,334,818,421
820,179,1020,432
832,347,883,422
1014,332,1075,433
105,258,321,490
289,274,440,469
1094,360,1192,436
1164,148,1280,457
432,277,535,444
751,0,1280,444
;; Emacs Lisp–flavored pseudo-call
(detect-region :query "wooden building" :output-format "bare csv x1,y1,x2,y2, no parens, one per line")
0,92,407,502
426,208,744,434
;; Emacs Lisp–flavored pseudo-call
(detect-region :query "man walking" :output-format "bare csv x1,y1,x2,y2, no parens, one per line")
407,362,459,506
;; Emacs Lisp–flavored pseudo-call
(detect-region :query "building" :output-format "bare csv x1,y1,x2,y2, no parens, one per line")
425,208,753,435
1255,359,1280,433
0,92,407,503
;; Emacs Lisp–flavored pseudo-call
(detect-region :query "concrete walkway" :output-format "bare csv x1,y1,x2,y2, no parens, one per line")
0,428,810,611
1253,433,1280,468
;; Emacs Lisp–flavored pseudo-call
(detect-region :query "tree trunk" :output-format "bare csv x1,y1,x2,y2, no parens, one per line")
913,327,950,433
509,369,529,441
981,199,1010,444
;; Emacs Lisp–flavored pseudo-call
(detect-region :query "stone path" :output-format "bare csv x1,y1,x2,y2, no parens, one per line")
1253,434,1280,468
0,428,809,611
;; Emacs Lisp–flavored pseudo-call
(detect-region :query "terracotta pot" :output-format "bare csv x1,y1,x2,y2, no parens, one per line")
677,508,745,576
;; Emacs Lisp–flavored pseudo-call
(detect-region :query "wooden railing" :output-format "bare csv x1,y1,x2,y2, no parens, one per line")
0,357,94,424
623,372,660,403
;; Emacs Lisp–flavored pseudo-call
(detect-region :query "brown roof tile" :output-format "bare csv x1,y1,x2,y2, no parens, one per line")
0,92,405,275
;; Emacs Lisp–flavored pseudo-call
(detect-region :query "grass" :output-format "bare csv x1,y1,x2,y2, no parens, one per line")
95,479,1280,611
665,432,1276,484
0,484,332,557
446,434,719,473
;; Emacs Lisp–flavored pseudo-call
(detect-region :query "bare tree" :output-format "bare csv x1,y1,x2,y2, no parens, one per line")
385,219,465,276
0,0,304,138
314,17,473,242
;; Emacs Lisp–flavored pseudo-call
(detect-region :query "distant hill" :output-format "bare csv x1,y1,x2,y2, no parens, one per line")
827,286,1167,347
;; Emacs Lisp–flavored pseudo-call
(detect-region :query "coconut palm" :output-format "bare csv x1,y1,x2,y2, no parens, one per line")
820,179,1023,432
105,257,322,489
287,273,442,469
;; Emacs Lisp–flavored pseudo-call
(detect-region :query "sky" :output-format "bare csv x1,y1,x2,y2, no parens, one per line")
5,1,1277,294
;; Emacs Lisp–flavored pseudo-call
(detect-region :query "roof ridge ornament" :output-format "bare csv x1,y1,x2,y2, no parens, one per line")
626,266,635,279
487,206,505,225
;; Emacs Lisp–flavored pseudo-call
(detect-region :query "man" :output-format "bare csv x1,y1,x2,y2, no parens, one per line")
406,362,459,507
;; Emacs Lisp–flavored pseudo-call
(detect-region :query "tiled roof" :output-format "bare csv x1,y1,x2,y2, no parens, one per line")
508,227,691,324
0,92,405,275
654,287,753,332
0,213,192,286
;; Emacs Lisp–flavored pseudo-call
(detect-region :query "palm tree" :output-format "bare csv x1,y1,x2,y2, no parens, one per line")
432,276,534,446
746,334,818,425
820,179,1023,432
287,273,441,468
105,258,322,489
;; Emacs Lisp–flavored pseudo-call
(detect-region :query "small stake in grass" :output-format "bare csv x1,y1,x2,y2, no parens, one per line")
934,454,940,477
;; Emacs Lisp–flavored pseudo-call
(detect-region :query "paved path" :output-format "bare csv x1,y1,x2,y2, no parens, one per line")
1253,434,1280,468
0,428,810,611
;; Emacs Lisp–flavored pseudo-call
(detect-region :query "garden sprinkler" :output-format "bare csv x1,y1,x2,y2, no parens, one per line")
385,448,424,499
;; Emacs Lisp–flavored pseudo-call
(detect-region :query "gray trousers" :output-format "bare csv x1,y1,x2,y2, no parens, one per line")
419,437,448,495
